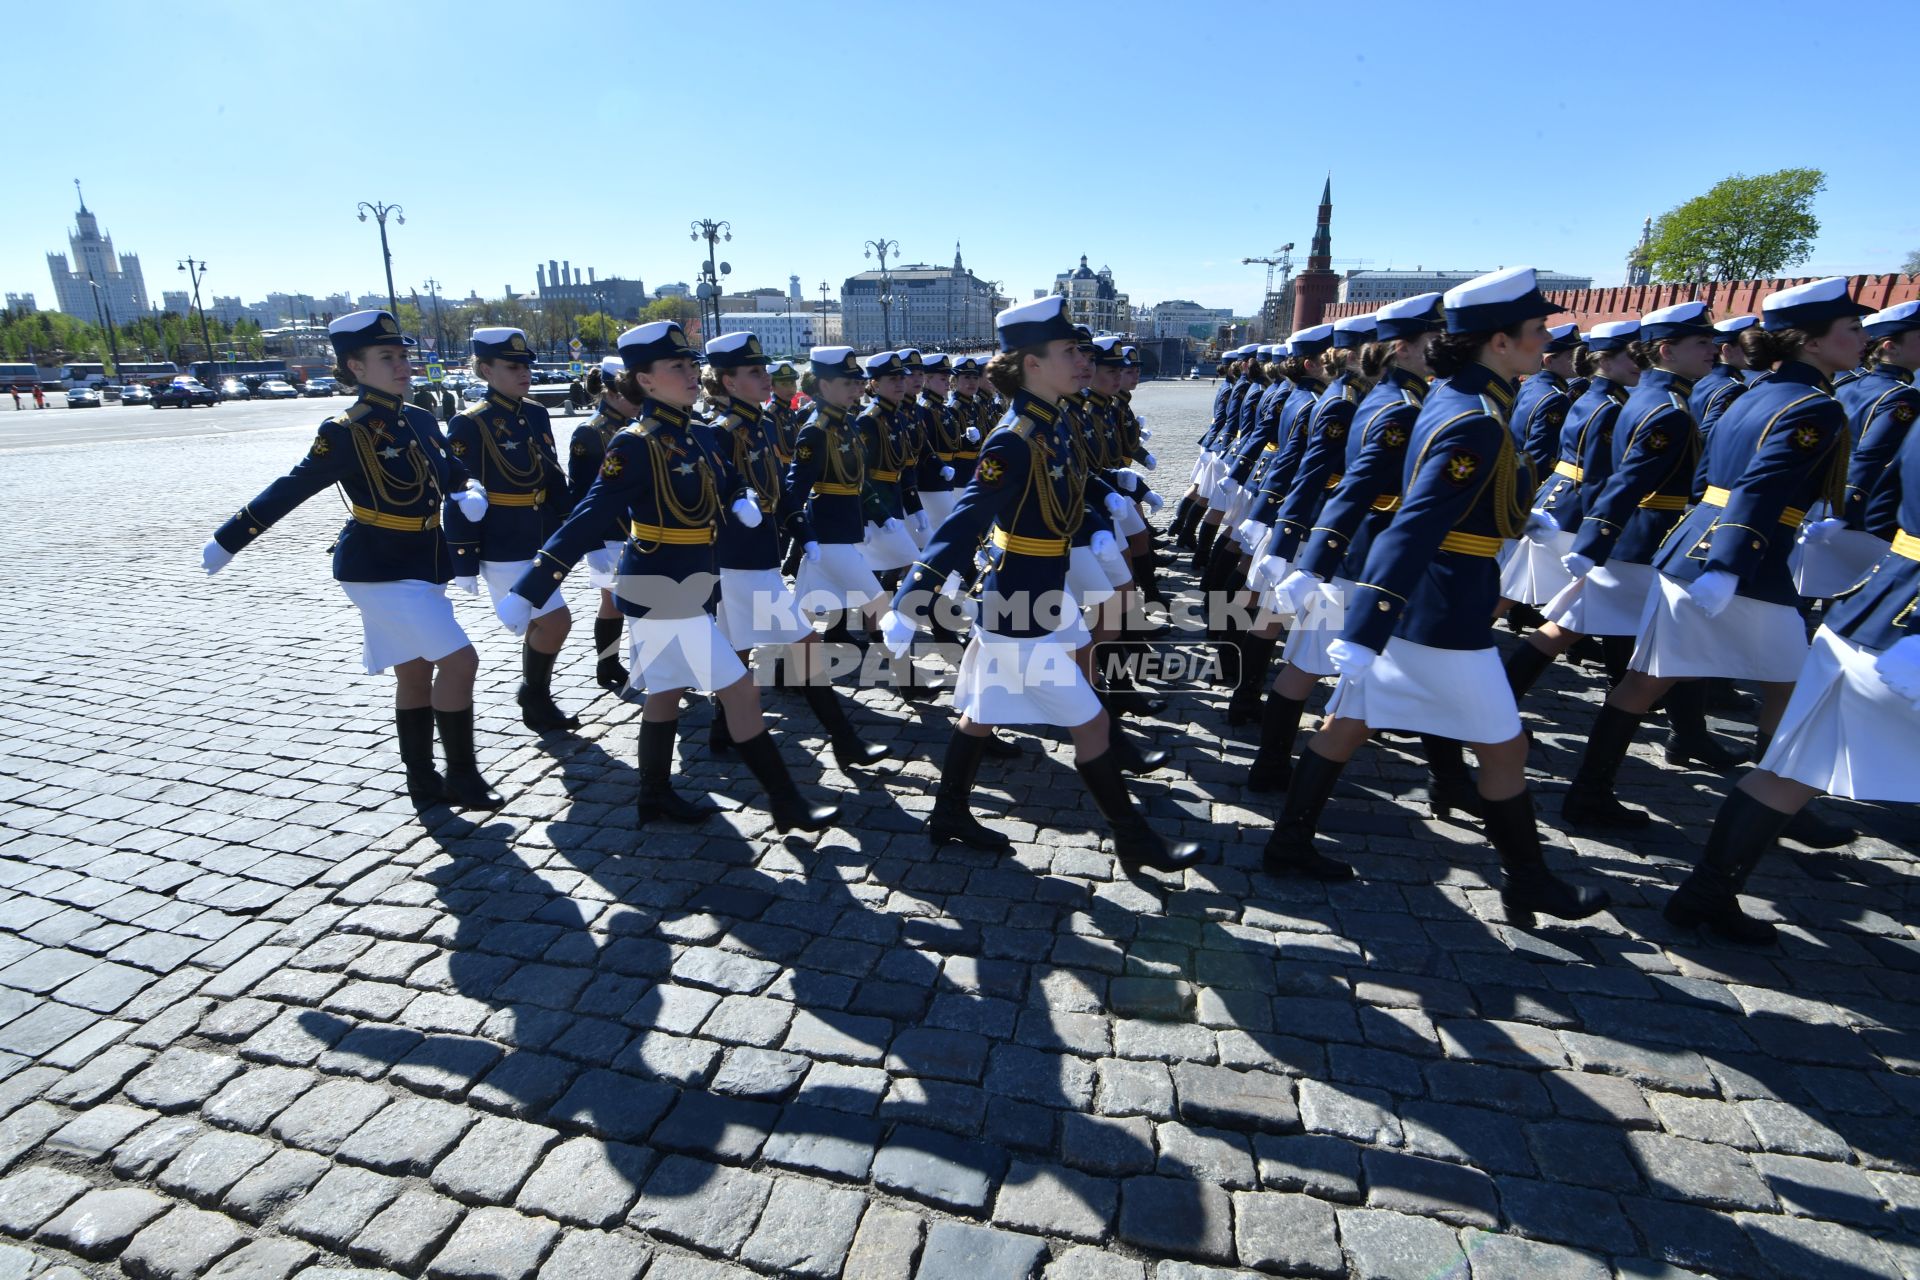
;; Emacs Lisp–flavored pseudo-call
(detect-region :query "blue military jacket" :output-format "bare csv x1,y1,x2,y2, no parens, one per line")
1295,366,1428,582
1651,360,1849,607
1246,376,1323,526
1570,369,1699,568
712,397,783,572
1836,363,1919,532
514,398,724,618
1826,421,1920,653
1512,369,1570,476
890,391,1085,639
444,390,572,571
1229,380,1289,483
567,402,632,505
1689,363,1749,435
1269,372,1359,560
1344,363,1526,653
947,392,987,486
917,391,960,493
213,388,466,585
781,402,866,546
857,396,920,524
1533,378,1629,526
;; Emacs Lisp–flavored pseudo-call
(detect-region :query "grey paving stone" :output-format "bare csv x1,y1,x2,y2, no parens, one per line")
1251,1132,1364,1203
1042,1247,1145,1280
269,1077,391,1153
1541,1070,1654,1129
990,1160,1117,1243
157,1129,278,1204
739,1177,868,1278
707,1047,808,1100
390,1036,503,1099
120,1204,246,1280
514,1136,652,1228
873,1124,1005,1213
1336,1207,1467,1280
123,1047,246,1113
783,1010,892,1064
633,1258,755,1280
1557,1032,1716,1096
1648,1092,1760,1149
760,1103,883,1181
648,1090,779,1164
350,1189,467,1274
0,1166,91,1234
238,1008,346,1067
1625,1132,1775,1211
222,1147,330,1224
281,1165,405,1250
1172,1063,1299,1135
201,1065,316,1132
842,1204,924,1280
46,1102,160,1161
627,1155,773,1256
1116,1176,1232,1263
1155,1121,1257,1189
36,1186,173,1260
335,1094,475,1174
426,1206,560,1280
1741,1098,1852,1159
202,1237,320,1280
43,1045,152,1108
889,1028,991,1083
1492,1176,1639,1255
1094,1058,1174,1119
537,1229,652,1280
913,1220,1048,1280
1460,1231,1609,1280
1297,1078,1400,1145
1232,1191,1342,1278
1060,1112,1155,1177
1753,1151,1888,1225
1622,1196,1768,1278
545,1069,674,1142
1524,1119,1641,1192
1398,1100,1533,1175
1362,1148,1499,1228
1736,1211,1906,1280
430,1116,561,1206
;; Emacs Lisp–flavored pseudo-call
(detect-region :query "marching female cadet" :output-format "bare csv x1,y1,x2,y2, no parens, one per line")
1498,320,1643,623
569,355,638,694
915,353,963,531
497,322,839,833
702,331,889,771
948,355,989,489
855,351,923,580
1171,347,1244,549
1558,278,1870,842
1265,269,1610,929
1837,302,1920,527
1693,316,1758,438
1113,346,1169,601
1244,293,1444,798
201,311,500,810
1664,410,1920,944
1515,322,1581,476
782,347,887,652
882,297,1201,871
1505,304,1748,772
446,327,579,733
766,360,802,463
1194,347,1274,571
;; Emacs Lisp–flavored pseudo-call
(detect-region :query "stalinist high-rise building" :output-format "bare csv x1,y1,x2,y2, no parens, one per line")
47,181,150,323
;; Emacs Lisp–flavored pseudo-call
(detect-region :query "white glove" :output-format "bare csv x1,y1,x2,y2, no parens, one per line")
910,510,932,539
1276,569,1321,615
1249,555,1283,593
453,575,479,595
1103,492,1128,519
1236,517,1261,548
1139,451,1158,471
879,608,920,657
455,481,488,522
1327,639,1378,676
1090,530,1120,561
1140,428,1153,442
1143,491,1164,512
1874,636,1920,705
940,465,954,481
1798,517,1847,547
884,516,906,536
974,546,995,573
1560,551,1596,579
965,426,981,443
584,547,617,578
1114,469,1141,494
731,496,763,528
1523,507,1558,540
201,539,234,576
803,541,821,563
1684,568,1739,618
939,571,963,599
495,593,534,635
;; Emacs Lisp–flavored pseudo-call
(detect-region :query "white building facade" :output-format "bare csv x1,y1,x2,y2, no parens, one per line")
46,189,149,323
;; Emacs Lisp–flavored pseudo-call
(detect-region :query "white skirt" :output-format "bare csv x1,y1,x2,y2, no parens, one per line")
794,543,883,615
1114,501,1148,538
1067,546,1118,609
628,613,748,695
1223,485,1256,532
953,623,1102,729
480,559,567,620
1498,529,1576,606
861,520,919,572
1207,474,1242,514
921,489,959,532
1545,559,1657,638
586,540,626,591
1235,518,1271,557
339,580,471,675
1324,636,1523,745
1189,454,1214,488
716,567,813,649
1629,574,1808,683
1278,578,1356,678
1762,626,1920,801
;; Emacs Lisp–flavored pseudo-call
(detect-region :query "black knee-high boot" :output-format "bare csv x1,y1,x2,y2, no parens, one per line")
1663,787,1791,945
518,644,581,733
1661,681,1750,770
1261,746,1357,881
435,707,502,810
1193,520,1219,573
636,719,718,824
1563,705,1650,828
1076,748,1205,870
1751,731,1855,850
1484,790,1610,928
1173,494,1200,549
801,682,891,771
708,693,734,755
1421,736,1486,822
396,707,443,807
733,729,839,833
1227,633,1277,725
927,730,1010,851
1246,693,1306,793
1503,641,1556,702
592,617,628,693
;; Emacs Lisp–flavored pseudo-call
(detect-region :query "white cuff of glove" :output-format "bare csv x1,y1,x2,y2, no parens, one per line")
1143,491,1164,512
1523,508,1558,539
940,465,954,481
1090,530,1120,560
201,539,234,576
1327,638,1377,676
1140,428,1153,441
1799,516,1847,546
1685,568,1739,618
1276,568,1320,614
1874,636,1920,704
884,516,905,534
1115,470,1140,493
1103,493,1128,518
495,593,534,635
731,496,763,528
965,426,981,443
1139,451,1158,470
453,575,479,595
1560,551,1596,579
803,541,821,563
455,482,488,522
879,608,920,657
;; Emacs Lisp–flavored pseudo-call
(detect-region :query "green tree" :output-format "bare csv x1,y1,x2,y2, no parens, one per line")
576,311,620,351
1643,168,1826,282
1904,247,1920,276
641,296,698,328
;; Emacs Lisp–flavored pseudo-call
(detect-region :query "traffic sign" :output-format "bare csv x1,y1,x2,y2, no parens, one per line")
427,362,444,382
569,362,583,376
568,338,583,355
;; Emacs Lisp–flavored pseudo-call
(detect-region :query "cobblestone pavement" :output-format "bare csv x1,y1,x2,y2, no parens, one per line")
0,382,1915,1279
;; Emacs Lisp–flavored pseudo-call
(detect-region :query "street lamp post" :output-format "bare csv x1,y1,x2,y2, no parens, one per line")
818,280,831,349
85,274,121,375
981,279,1004,348
177,257,217,374
422,278,447,355
689,219,732,342
355,200,405,315
863,238,899,348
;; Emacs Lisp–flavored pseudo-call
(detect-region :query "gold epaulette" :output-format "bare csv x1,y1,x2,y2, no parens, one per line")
330,401,373,428
1001,416,1037,440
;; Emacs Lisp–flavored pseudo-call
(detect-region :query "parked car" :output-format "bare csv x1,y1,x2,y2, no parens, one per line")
220,378,251,400
462,383,488,403
66,387,102,409
118,383,153,405
302,377,337,397
255,380,298,399
153,379,220,409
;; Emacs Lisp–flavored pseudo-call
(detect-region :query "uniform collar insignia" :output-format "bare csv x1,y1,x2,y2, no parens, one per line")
728,397,763,424
359,387,402,413
486,390,521,413
1012,391,1059,425
644,399,690,429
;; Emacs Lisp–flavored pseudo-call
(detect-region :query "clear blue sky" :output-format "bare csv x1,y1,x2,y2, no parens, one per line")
9,0,1916,318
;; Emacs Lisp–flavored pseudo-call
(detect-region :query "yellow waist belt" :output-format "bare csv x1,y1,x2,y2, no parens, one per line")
1638,494,1689,511
1701,486,1806,528
1438,530,1503,558
1324,472,1344,489
870,469,901,482
812,481,861,496
1891,529,1920,561
350,504,439,532
1553,461,1584,482
629,521,715,545
992,528,1068,556
487,489,547,507
953,450,979,460
935,452,956,462
1371,495,1402,513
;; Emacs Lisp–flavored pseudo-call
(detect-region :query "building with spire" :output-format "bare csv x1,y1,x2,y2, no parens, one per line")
1626,216,1654,287
840,242,1000,348
47,181,150,323
1289,176,1339,330
1051,254,1132,334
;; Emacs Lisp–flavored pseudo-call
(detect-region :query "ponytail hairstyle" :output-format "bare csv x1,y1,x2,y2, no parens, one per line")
1320,348,1351,380
986,346,1045,400
614,370,646,403
1276,353,1313,383
1357,340,1396,383
1572,345,1598,379
586,369,604,397
1426,322,1535,380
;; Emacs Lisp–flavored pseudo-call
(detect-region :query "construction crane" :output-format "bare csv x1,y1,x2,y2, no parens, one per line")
1242,244,1295,297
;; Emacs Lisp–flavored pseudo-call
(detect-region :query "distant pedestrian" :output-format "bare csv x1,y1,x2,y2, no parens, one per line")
8,385,19,410
438,386,455,422
31,385,44,410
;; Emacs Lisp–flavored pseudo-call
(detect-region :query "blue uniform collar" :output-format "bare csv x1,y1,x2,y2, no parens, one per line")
1640,368,1695,396
1011,390,1060,425
485,389,524,414
597,398,632,425
1383,365,1430,400
1449,362,1519,410
357,387,402,414
1535,369,1567,391
1772,360,1833,393
640,398,691,430
725,396,763,424
1873,362,1914,385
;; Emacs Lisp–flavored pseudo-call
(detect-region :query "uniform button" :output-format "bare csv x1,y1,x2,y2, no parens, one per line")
1377,601,1390,611
249,527,259,534
553,571,563,580
1751,539,1762,549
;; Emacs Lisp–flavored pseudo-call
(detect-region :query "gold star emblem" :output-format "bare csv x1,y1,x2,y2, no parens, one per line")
675,461,696,476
